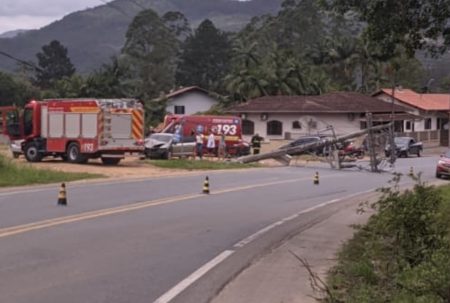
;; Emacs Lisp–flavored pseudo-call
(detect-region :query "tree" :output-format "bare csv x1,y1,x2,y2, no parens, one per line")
324,0,450,58
175,19,232,92
0,72,40,106
121,9,178,100
35,40,76,89
84,57,131,98
162,11,191,42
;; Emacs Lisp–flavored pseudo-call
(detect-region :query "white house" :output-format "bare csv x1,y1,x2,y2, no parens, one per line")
373,88,450,145
165,86,219,115
227,92,410,141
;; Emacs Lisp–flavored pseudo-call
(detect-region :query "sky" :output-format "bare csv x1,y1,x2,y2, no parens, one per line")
0,0,112,34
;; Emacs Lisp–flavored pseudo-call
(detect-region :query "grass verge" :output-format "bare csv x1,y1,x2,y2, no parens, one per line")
148,159,260,170
324,177,450,302
0,154,102,187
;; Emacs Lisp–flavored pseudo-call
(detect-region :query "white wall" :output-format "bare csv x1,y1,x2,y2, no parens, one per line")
166,92,218,115
242,113,362,141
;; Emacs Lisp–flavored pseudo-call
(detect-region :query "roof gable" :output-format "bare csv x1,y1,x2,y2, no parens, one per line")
166,86,209,99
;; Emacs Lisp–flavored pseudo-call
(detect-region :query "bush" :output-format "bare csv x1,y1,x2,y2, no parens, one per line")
325,174,450,302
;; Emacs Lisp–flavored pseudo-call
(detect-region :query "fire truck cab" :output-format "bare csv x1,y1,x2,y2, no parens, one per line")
0,99,145,165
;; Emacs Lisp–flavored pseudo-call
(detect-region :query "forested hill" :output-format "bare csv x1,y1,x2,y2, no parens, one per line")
0,0,282,74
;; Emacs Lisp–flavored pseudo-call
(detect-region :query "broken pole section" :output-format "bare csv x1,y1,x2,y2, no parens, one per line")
237,123,393,164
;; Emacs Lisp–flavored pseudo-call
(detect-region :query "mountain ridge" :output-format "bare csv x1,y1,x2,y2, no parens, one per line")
0,0,282,74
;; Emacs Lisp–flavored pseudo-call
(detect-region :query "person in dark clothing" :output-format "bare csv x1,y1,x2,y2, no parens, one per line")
251,133,264,155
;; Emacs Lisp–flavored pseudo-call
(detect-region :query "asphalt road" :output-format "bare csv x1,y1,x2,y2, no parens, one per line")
0,155,443,303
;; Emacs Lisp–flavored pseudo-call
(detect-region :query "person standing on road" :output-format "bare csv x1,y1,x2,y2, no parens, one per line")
196,132,204,160
207,132,216,156
218,132,226,160
251,133,264,155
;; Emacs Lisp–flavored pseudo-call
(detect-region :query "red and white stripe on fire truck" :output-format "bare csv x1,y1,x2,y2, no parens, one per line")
131,109,144,140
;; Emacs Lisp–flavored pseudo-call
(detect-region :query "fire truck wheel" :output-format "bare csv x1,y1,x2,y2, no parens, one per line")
24,143,42,162
101,158,121,165
67,142,87,163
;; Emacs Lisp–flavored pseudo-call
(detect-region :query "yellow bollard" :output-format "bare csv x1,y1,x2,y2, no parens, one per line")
57,183,67,206
203,176,210,194
313,172,319,185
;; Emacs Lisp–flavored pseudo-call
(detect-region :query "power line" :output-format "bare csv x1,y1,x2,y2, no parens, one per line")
127,0,147,11
0,50,42,72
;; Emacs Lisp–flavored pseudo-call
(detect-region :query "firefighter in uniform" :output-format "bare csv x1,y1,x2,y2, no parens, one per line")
251,133,263,155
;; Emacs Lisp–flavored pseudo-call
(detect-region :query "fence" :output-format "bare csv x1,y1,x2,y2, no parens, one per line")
396,130,444,145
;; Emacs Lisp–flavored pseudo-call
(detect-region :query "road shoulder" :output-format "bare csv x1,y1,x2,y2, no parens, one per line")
211,196,375,303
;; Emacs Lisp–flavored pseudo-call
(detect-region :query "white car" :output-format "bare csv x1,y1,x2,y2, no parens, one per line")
144,133,196,159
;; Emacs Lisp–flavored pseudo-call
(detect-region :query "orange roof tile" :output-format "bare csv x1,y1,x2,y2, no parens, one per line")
376,88,450,111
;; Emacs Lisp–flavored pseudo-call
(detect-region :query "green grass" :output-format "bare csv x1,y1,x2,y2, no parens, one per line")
147,159,260,170
0,154,102,187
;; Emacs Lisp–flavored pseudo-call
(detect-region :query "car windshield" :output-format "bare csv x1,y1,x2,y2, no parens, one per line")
394,137,410,145
150,134,172,142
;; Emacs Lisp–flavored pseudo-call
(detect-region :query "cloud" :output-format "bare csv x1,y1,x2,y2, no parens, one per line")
0,0,110,33
0,0,106,16
0,15,59,33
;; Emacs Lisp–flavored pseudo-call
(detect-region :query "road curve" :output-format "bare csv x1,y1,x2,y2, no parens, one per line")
0,156,439,303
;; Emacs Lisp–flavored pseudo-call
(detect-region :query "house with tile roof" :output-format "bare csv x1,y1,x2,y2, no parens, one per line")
164,86,219,115
227,92,410,141
373,88,450,145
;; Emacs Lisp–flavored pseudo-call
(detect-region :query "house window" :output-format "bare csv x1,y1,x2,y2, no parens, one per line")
267,120,282,136
242,120,255,135
292,121,302,129
174,105,185,114
437,118,448,130
425,118,432,130
405,121,411,130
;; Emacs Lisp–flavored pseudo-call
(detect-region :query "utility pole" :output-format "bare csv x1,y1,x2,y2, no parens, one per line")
366,112,378,172
389,75,397,165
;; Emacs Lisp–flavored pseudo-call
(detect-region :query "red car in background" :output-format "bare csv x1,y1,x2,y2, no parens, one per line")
436,151,450,178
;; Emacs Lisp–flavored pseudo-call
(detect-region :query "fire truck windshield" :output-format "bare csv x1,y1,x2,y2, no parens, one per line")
23,108,33,136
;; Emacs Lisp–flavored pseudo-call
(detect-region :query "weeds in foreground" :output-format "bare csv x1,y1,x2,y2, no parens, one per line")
297,174,450,302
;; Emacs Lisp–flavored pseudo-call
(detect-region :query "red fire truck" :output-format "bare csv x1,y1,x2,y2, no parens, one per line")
161,114,250,156
0,99,145,165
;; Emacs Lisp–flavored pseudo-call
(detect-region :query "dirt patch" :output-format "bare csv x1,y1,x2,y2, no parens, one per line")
0,145,195,179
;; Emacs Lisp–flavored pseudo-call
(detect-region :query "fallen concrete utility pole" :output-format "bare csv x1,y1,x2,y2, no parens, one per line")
237,123,393,164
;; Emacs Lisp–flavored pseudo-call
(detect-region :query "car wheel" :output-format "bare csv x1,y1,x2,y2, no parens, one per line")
436,171,442,179
417,150,421,157
357,151,365,159
24,142,42,162
67,143,87,164
163,150,172,160
403,151,408,158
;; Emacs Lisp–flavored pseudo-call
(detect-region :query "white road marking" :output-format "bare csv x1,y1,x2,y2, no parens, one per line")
153,250,235,303
233,188,374,248
154,188,376,303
